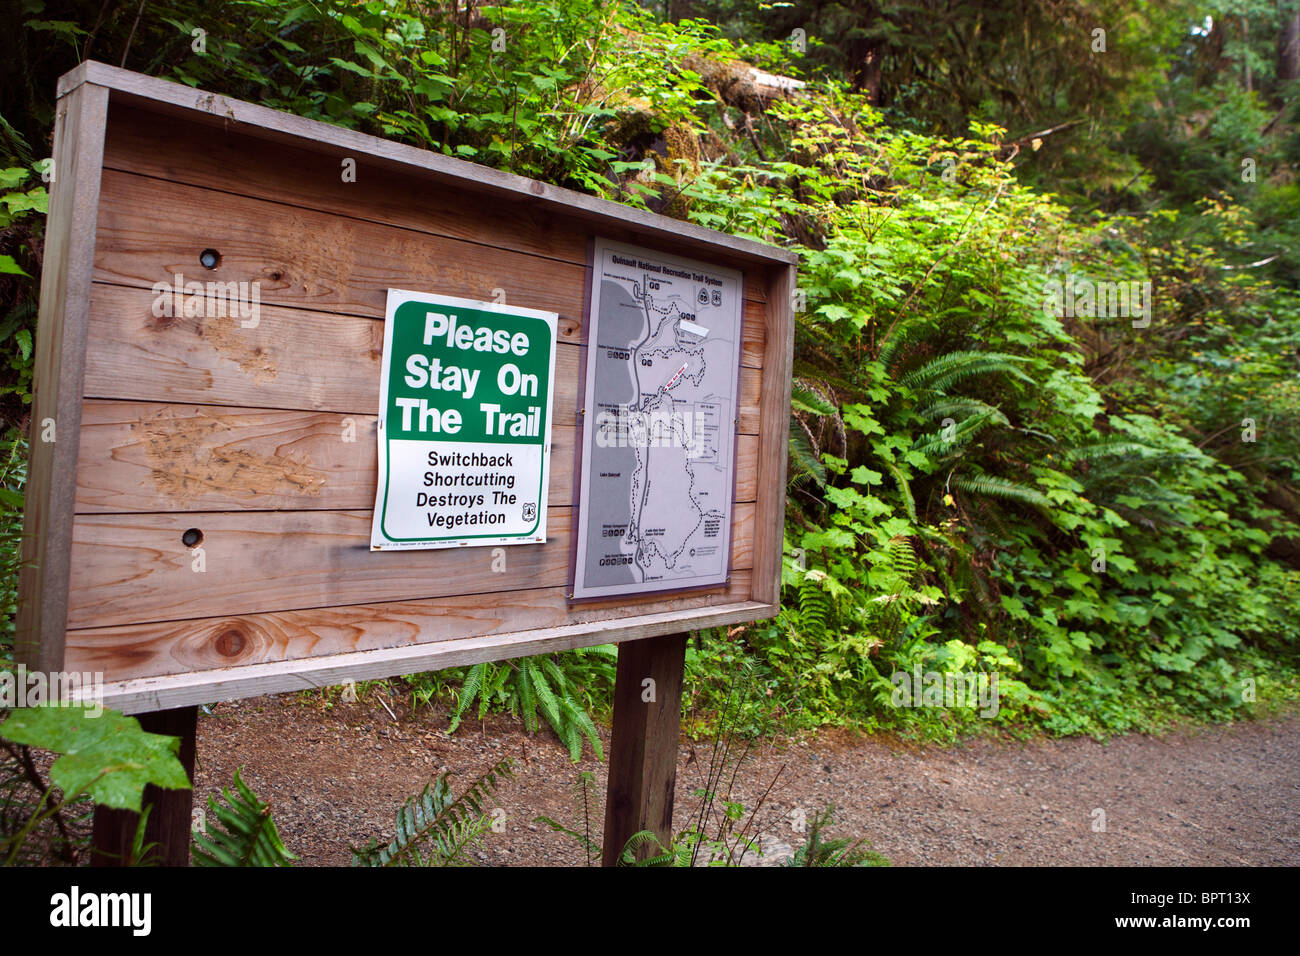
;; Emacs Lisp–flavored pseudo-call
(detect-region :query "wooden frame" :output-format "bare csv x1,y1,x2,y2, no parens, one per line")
20,62,797,715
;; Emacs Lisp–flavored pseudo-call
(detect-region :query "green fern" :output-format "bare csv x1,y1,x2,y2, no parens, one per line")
448,656,604,762
191,768,296,867
1064,438,1160,462
619,829,681,866
789,424,828,487
919,397,1007,422
877,312,947,370
901,350,1034,392
795,573,834,640
951,474,1051,509
881,458,917,521
791,383,837,416
786,806,890,867
448,661,487,733
529,659,564,739
885,537,919,579
910,409,1003,457
788,378,839,488
352,758,514,867
516,659,539,733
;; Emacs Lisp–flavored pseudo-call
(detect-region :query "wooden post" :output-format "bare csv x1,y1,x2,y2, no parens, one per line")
91,706,198,866
602,633,687,866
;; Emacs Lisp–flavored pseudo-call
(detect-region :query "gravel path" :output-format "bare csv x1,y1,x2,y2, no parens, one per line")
192,693,1300,866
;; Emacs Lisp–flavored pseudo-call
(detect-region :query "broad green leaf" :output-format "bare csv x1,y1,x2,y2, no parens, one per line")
0,707,190,811
0,255,29,277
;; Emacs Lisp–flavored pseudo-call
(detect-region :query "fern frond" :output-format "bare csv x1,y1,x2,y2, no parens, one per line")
919,398,1008,424
910,409,1002,457
1064,438,1159,462
558,701,584,762
192,768,296,867
881,458,917,522
448,662,487,733
353,758,514,867
877,313,942,370
564,702,606,761
796,574,834,640
789,422,827,487
516,659,539,734
529,661,565,738
620,829,675,866
951,475,1051,508
791,384,837,416
886,537,919,579
482,663,509,718
901,351,1033,392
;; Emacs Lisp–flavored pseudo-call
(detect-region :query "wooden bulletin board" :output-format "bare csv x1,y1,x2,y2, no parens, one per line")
18,62,797,715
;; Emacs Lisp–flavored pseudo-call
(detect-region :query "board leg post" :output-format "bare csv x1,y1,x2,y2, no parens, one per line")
601,632,687,866
91,705,198,866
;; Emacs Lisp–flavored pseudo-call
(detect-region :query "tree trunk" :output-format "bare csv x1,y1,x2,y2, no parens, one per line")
1279,7,1300,83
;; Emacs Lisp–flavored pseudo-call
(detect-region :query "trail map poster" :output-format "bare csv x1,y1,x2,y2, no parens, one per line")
571,239,744,599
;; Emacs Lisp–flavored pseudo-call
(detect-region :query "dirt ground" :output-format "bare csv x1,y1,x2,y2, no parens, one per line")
190,691,1300,866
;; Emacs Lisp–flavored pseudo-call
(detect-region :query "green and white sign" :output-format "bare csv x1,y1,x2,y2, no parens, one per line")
370,290,558,551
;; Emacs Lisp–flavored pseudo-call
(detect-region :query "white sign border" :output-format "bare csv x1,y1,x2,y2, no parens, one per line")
370,288,559,551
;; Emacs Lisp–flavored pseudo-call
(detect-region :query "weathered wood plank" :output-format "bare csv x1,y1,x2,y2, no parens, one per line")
101,105,777,306
101,104,780,303
86,599,775,715
752,264,796,606
81,282,764,432
102,103,584,270
64,572,753,683
91,168,769,362
16,81,110,671
66,503,755,630
74,400,761,513
95,168,587,327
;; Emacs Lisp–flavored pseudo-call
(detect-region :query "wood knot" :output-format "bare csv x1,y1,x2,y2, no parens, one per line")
530,181,544,195
213,626,249,658
147,311,178,331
